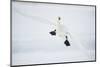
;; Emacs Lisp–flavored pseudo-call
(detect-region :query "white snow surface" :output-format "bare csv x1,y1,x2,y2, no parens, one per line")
12,1,95,65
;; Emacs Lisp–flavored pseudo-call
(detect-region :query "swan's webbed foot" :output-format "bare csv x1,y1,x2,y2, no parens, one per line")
64,40,70,46
49,29,56,36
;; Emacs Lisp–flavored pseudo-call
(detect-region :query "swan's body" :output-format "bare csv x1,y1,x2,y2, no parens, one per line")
50,17,71,46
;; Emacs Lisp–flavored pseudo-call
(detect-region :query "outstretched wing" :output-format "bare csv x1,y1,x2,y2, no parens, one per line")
13,7,56,26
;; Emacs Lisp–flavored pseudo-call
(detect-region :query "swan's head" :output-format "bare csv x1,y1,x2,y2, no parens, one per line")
58,17,61,20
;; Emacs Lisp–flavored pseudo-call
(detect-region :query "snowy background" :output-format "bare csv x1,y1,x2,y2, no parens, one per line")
12,1,95,66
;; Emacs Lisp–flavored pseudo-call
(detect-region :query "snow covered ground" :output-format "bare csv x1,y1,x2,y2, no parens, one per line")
12,1,96,66
12,34,95,65
12,49,95,65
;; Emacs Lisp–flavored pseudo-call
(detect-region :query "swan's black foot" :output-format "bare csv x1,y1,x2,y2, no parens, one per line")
64,40,70,46
49,29,56,36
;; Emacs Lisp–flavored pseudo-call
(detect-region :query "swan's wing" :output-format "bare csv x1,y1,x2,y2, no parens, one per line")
72,33,89,55
61,25,72,39
13,7,56,26
61,25,88,54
